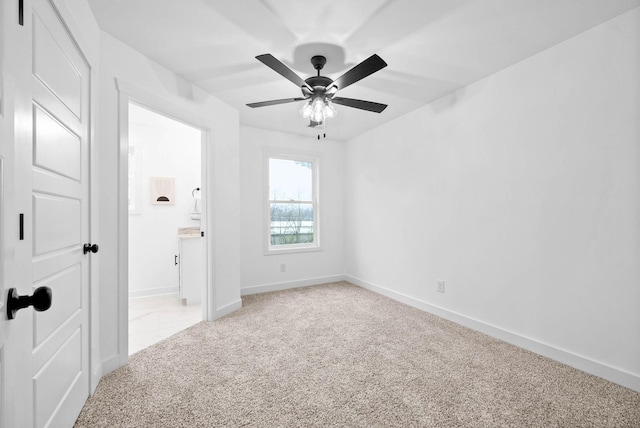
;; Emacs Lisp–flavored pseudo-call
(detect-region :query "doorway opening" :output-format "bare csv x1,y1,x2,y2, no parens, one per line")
127,102,204,354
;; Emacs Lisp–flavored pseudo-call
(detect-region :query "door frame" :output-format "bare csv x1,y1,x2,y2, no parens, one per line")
114,79,214,360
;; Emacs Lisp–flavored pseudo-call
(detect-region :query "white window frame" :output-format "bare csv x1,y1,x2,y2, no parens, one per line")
264,150,321,255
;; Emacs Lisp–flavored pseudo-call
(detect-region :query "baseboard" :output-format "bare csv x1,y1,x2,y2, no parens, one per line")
91,366,102,395
214,299,242,319
128,286,177,299
241,275,347,296
100,354,124,378
346,275,640,393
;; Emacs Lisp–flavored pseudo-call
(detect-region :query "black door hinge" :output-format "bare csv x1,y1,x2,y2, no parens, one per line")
19,213,24,240
19,0,24,26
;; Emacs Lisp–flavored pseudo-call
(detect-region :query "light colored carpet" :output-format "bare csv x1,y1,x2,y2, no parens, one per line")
75,282,640,427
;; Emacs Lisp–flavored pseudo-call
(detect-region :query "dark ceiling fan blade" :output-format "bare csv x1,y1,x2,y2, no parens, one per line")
328,54,387,91
332,97,387,113
256,54,312,90
247,98,306,108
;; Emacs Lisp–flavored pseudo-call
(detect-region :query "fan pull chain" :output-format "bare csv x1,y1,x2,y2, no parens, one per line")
316,115,328,140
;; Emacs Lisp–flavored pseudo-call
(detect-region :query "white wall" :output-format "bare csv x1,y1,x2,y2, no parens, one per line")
48,0,640,393
240,126,345,294
98,32,241,373
345,8,640,391
128,105,201,297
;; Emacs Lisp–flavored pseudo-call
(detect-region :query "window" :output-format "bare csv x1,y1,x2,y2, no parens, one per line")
267,155,319,253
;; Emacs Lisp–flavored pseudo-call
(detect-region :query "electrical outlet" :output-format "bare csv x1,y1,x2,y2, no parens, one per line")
280,264,287,272
437,280,445,293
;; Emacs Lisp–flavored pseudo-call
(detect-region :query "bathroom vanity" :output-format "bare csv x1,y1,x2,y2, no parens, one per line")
177,227,202,305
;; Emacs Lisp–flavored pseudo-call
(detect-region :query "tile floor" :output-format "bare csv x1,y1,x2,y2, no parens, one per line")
128,294,202,355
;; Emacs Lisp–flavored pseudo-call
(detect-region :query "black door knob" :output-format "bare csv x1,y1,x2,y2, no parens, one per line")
7,286,52,320
83,243,99,254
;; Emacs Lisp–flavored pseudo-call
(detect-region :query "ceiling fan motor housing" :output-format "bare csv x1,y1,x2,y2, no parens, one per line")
302,76,334,100
303,56,335,99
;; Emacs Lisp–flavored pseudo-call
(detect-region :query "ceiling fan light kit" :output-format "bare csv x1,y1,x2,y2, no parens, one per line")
299,97,336,123
247,52,388,139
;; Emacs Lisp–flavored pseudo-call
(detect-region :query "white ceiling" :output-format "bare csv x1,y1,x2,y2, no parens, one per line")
87,0,640,142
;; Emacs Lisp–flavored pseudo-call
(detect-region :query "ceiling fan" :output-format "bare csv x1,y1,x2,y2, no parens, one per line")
247,53,388,135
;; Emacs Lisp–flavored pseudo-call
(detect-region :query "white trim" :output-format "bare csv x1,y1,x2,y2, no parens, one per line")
127,146,142,214
346,275,640,393
201,130,213,322
100,355,122,377
241,275,347,296
115,78,214,367
87,59,102,395
128,287,178,299
117,91,130,359
88,65,101,394
215,299,243,318
114,79,208,127
264,246,323,256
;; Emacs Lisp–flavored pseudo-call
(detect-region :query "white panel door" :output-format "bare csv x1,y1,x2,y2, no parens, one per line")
31,0,91,426
2,0,92,426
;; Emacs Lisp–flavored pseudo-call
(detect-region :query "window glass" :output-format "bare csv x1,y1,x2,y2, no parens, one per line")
267,157,318,251
270,203,314,245
269,159,312,201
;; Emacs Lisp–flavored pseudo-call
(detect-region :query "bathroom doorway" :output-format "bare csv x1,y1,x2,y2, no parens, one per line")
127,102,204,354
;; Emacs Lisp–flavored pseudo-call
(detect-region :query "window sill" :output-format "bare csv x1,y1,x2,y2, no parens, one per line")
265,245,323,256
